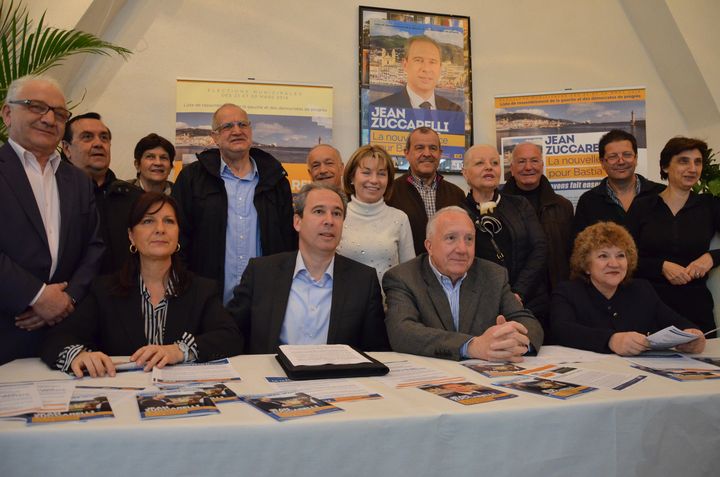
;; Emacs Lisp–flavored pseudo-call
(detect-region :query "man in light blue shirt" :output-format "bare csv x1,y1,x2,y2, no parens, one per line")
227,183,389,353
172,104,296,305
221,154,260,305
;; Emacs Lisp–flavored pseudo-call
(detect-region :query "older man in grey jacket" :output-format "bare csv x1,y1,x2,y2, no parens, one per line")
382,206,543,361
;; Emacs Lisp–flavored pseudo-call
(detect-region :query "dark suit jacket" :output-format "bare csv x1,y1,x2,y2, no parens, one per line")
40,274,243,367
0,143,104,364
383,255,544,360
372,88,463,112
227,251,389,354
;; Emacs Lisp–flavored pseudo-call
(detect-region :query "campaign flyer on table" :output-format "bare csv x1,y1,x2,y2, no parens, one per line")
359,7,472,173
176,78,333,193
419,381,517,405
495,87,647,205
243,392,342,422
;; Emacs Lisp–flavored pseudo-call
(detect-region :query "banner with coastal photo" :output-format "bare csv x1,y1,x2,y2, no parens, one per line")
359,7,473,173
176,78,333,193
495,87,647,205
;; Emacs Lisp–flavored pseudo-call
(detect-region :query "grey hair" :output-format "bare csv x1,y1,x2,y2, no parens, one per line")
511,142,543,161
426,205,471,239
307,143,341,162
5,75,64,104
211,103,247,129
294,182,348,218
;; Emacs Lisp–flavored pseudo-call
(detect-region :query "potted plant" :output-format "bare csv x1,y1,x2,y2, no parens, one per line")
0,0,131,141
693,148,720,196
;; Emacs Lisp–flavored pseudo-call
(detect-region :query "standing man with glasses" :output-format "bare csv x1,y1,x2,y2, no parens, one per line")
0,75,104,364
172,103,296,304
574,129,664,235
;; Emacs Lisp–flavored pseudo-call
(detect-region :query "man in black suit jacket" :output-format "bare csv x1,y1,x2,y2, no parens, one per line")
0,76,104,364
227,183,389,354
371,35,463,113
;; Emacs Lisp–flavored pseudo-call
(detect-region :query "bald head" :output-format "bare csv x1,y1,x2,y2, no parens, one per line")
210,103,253,161
307,144,343,187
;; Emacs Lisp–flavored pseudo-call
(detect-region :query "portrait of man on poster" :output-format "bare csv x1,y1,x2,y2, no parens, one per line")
372,35,463,113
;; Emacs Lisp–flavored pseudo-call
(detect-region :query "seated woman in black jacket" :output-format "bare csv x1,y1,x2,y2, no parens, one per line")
550,221,705,355
41,192,243,377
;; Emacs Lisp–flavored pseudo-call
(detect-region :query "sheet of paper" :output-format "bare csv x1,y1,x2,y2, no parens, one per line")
75,385,146,407
0,383,42,417
36,381,75,412
266,376,382,402
151,358,241,384
279,344,371,366
520,365,645,390
375,360,464,388
625,354,720,370
647,326,700,349
536,345,608,363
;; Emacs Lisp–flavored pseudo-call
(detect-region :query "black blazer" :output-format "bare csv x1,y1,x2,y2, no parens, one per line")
227,251,389,354
550,278,699,353
0,143,104,363
40,274,243,367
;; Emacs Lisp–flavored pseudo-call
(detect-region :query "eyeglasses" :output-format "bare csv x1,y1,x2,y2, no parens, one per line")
604,151,635,163
8,99,72,123
214,120,251,133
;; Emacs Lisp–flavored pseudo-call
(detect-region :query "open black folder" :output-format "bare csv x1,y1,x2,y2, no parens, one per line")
276,345,389,380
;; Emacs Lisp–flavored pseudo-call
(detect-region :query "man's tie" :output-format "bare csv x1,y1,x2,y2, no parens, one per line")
419,101,432,110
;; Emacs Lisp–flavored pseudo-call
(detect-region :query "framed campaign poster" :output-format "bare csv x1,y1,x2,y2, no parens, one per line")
359,6,473,173
495,87,647,205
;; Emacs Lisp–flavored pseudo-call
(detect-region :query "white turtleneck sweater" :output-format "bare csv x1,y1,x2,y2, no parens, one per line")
337,196,415,283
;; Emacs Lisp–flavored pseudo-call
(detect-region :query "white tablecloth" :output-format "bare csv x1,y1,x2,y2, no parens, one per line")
1,341,719,477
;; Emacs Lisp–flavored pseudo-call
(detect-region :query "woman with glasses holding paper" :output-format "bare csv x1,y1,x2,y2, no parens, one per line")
550,221,705,355
461,145,549,328
627,137,720,338
41,192,243,377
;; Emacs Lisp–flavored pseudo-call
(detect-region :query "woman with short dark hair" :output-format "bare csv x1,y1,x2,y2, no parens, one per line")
130,133,176,195
627,136,719,337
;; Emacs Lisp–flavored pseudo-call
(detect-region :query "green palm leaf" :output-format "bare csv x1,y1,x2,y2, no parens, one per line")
0,0,131,142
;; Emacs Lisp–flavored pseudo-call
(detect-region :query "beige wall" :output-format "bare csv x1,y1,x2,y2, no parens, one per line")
25,0,718,189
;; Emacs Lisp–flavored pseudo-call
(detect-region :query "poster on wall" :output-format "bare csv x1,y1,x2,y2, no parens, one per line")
359,6,473,173
176,78,333,193
495,87,646,205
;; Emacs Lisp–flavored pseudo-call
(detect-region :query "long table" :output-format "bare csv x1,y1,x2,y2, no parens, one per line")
2,341,719,477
